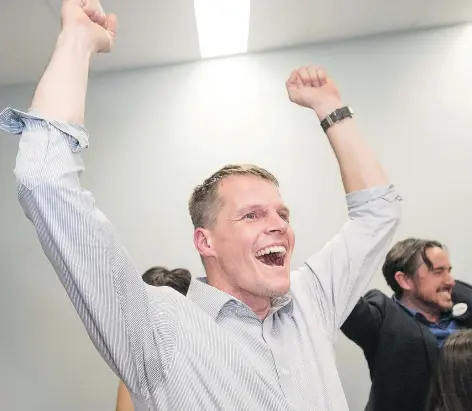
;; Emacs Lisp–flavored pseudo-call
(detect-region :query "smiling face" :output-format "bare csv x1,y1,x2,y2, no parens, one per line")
396,246,455,313
408,247,455,312
194,174,295,303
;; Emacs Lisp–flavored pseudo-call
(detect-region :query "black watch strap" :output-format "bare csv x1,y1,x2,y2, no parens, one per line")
320,106,354,133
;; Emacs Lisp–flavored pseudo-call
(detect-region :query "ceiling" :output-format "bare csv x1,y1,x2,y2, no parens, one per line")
2,0,472,86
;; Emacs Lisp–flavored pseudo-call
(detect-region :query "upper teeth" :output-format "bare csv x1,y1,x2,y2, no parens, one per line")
255,246,287,257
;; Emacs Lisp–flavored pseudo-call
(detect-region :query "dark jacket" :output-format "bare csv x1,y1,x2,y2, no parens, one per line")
341,280,472,411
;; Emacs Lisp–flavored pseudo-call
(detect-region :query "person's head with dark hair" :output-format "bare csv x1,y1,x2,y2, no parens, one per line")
382,238,455,317
141,266,191,296
425,329,472,411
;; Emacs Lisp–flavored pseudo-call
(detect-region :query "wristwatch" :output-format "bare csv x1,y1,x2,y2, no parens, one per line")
320,106,354,133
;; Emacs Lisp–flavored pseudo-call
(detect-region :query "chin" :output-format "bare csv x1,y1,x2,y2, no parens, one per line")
253,257,291,296
441,301,454,311
267,276,291,297
435,298,453,311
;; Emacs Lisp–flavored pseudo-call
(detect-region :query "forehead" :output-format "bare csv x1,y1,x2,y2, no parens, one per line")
424,246,449,265
417,247,451,276
218,174,283,209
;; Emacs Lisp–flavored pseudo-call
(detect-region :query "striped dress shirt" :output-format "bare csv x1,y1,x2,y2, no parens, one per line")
0,107,402,411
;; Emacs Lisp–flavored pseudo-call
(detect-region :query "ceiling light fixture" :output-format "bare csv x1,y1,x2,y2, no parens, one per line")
194,0,251,59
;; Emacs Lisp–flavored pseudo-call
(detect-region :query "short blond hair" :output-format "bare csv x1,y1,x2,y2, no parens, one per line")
189,164,279,229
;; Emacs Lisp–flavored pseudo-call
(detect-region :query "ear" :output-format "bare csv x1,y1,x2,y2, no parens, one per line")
394,271,414,293
193,228,217,259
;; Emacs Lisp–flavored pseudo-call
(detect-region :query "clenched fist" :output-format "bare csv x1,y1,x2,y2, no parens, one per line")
61,0,117,53
286,65,342,119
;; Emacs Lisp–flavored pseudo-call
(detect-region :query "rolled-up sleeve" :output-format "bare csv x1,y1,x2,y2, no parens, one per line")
292,184,402,340
0,108,176,403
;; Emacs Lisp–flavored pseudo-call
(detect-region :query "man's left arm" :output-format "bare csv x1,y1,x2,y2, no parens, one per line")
287,66,402,337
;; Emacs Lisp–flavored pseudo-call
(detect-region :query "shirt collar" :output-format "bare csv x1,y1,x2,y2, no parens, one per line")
186,277,234,320
393,295,418,316
393,295,452,323
187,277,293,320
271,294,294,316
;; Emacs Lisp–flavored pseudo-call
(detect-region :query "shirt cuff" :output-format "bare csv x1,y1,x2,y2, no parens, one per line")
346,184,402,210
0,107,89,153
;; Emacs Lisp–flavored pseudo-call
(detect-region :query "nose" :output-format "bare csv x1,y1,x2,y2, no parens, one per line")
444,271,455,287
265,212,288,234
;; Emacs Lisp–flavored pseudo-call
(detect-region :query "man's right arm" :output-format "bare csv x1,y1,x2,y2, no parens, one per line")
0,3,176,401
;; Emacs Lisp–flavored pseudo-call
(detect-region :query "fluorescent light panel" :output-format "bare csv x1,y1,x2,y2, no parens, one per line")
194,0,250,59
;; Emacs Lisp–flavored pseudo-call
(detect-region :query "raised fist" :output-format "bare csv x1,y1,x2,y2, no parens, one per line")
286,65,341,118
61,0,117,53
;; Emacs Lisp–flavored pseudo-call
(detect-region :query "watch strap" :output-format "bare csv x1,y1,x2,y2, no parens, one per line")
320,106,354,133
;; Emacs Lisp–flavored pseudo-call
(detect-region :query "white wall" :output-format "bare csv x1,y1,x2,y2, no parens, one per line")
1,24,471,411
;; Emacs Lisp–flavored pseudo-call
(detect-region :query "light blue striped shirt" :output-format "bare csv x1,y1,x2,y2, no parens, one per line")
0,107,402,411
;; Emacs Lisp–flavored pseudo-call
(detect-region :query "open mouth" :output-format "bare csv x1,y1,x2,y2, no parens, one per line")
437,288,452,299
255,245,287,267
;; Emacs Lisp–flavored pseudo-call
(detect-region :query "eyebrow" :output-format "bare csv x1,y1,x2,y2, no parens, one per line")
235,204,290,217
432,265,452,271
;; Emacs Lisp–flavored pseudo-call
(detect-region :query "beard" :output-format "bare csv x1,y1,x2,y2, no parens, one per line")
415,289,453,313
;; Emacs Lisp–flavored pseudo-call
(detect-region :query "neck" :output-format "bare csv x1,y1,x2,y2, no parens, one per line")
206,273,271,320
399,294,441,323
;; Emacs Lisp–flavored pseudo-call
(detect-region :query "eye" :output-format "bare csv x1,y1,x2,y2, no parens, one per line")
279,213,290,222
244,212,257,220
